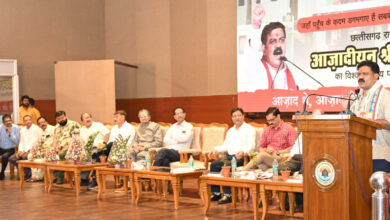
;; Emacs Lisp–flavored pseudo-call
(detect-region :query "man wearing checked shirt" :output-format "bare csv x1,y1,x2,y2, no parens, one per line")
242,107,297,171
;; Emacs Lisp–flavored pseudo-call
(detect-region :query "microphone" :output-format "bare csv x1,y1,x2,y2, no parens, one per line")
281,56,325,87
301,93,357,115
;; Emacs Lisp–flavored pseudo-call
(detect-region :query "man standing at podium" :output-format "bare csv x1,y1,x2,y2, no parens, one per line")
351,61,390,172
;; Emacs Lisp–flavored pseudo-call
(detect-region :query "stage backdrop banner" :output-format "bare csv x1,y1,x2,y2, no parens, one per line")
237,0,390,112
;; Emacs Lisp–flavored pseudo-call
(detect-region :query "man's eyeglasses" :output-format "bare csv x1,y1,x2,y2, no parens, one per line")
266,116,277,123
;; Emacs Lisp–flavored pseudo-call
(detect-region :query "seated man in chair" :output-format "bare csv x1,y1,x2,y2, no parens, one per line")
153,106,193,167
0,114,20,180
241,107,297,171
208,107,256,204
52,111,81,184
130,109,162,163
88,110,135,190
9,115,42,181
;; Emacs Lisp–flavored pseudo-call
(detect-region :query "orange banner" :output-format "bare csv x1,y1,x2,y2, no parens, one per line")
297,7,390,33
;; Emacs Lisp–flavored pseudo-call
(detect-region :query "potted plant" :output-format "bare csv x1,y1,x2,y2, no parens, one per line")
218,153,231,178
279,162,291,181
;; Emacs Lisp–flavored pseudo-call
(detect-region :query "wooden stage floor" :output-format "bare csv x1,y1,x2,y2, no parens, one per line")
0,174,303,220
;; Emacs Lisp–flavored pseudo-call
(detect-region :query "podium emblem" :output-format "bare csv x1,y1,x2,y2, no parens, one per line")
314,160,336,187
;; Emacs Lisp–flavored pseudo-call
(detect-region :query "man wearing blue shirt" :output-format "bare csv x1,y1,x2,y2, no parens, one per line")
0,114,20,180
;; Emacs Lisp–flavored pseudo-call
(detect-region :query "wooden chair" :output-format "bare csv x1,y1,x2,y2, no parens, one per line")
0,145,17,178
169,122,205,169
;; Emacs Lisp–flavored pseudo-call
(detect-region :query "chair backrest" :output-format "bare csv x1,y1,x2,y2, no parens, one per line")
130,122,139,131
157,122,172,147
189,122,202,150
104,123,114,131
285,121,298,134
201,123,229,152
247,122,267,147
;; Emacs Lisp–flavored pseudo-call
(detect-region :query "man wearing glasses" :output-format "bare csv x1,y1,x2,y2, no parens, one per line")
153,107,193,167
241,107,297,171
130,109,162,162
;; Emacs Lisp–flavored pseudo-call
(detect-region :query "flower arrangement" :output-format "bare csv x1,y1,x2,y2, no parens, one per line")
108,134,131,165
31,134,51,159
45,143,59,162
65,135,86,162
83,132,99,161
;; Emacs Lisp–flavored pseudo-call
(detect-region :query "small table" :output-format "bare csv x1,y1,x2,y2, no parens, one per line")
95,167,135,201
259,178,303,220
199,175,260,220
17,160,48,191
46,161,108,196
133,167,204,209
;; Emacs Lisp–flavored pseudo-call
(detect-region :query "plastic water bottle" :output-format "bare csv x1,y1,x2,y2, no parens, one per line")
231,156,237,178
145,153,151,170
272,158,278,179
189,155,194,169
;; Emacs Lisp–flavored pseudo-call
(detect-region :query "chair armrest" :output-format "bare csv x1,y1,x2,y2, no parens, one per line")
149,147,162,153
178,149,201,154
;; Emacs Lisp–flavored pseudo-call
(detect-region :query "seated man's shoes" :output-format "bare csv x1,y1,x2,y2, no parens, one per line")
210,193,222,201
218,195,232,204
87,180,98,190
0,173,5,180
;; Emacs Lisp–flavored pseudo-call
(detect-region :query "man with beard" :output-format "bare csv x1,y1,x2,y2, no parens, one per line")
19,95,41,124
241,22,298,91
52,111,81,184
350,61,390,172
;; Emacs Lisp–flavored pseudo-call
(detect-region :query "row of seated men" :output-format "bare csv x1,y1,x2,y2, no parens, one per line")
0,105,301,205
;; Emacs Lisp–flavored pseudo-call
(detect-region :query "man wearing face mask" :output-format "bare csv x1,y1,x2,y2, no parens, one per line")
350,61,390,172
19,95,41,125
240,22,298,92
52,111,81,184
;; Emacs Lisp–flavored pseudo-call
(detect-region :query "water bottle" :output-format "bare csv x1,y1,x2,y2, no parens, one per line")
272,158,278,179
231,156,237,178
145,153,151,170
189,155,194,169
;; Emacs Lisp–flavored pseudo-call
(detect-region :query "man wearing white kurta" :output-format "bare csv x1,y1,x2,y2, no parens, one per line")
153,107,193,167
9,115,42,180
209,108,256,204
351,61,390,172
80,113,109,149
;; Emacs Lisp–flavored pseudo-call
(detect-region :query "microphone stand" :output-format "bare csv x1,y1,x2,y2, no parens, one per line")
282,56,325,87
301,94,357,115
271,59,284,89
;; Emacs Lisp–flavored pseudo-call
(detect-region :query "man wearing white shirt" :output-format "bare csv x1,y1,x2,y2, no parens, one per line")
37,116,55,136
107,110,135,148
209,107,256,204
80,113,109,150
153,107,193,167
88,110,135,190
80,113,110,187
9,115,42,180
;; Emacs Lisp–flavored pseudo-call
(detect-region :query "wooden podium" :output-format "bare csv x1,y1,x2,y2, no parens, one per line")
294,115,380,220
